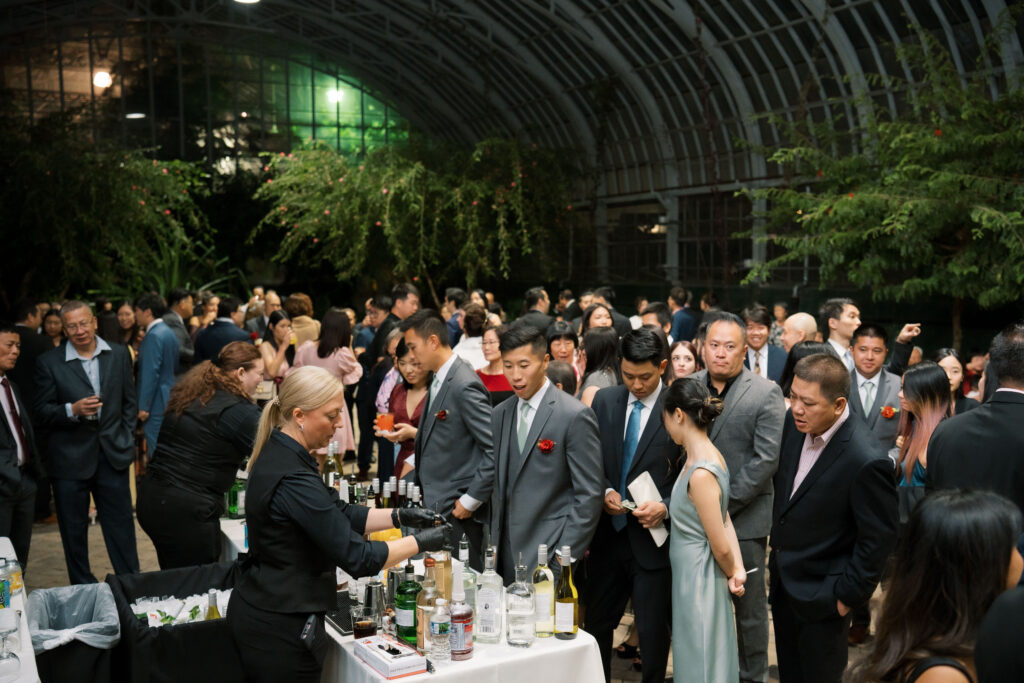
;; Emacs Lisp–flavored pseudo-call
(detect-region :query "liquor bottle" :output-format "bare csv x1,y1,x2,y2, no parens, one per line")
395,562,422,647
429,599,451,665
448,564,474,660
205,589,221,620
227,475,245,518
357,484,367,506
532,543,555,638
554,545,578,639
381,482,391,509
397,480,407,508
475,546,503,643
373,478,382,508
416,557,439,652
457,534,477,615
506,553,536,647
430,547,452,601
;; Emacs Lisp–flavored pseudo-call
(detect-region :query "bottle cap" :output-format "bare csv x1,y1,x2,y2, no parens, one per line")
537,544,548,564
424,557,436,568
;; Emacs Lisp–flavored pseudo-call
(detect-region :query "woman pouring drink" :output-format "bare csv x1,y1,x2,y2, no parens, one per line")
228,366,449,682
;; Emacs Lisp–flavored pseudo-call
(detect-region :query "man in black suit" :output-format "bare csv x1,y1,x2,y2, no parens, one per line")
367,283,420,366
10,299,50,405
0,323,42,568
593,286,632,337
928,323,1024,514
770,353,898,682
585,328,678,683
34,301,140,584
193,296,250,365
742,305,787,384
516,286,554,332
669,286,697,342
163,288,195,376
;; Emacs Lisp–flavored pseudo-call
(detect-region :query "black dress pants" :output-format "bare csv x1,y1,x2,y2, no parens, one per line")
227,591,327,683
583,529,672,683
136,474,222,570
770,581,850,683
0,469,36,570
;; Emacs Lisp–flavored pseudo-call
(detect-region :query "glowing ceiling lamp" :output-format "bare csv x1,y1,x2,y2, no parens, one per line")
93,71,112,88
326,89,344,104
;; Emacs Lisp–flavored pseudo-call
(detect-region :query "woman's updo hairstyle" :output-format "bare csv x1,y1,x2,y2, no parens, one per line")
664,377,724,431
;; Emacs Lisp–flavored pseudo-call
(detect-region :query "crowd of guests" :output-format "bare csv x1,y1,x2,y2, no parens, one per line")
0,283,1022,682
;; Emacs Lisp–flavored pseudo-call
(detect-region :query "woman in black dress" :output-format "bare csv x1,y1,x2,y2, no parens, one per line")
136,341,265,569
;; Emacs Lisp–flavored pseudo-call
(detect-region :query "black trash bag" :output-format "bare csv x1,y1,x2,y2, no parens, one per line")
106,561,244,683
27,583,121,683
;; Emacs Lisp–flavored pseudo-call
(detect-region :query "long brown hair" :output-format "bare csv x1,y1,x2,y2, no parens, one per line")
166,341,261,415
896,361,951,484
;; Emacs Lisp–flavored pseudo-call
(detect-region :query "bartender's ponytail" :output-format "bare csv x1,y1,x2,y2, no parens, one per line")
248,366,345,470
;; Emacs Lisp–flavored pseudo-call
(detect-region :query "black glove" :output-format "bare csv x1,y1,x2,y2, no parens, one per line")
413,524,452,553
394,507,446,529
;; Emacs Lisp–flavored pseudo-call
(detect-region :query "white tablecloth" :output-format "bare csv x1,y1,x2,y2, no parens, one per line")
0,538,39,683
220,518,246,561
322,626,604,683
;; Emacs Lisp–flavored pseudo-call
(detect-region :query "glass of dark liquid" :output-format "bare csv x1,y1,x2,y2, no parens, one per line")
350,606,379,639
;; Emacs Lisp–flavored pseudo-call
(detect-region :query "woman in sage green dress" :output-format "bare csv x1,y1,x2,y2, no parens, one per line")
664,378,747,683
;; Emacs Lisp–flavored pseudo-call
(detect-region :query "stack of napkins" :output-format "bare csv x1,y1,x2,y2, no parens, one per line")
353,634,427,679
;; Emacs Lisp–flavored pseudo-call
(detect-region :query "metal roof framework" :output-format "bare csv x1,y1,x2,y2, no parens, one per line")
2,0,1022,283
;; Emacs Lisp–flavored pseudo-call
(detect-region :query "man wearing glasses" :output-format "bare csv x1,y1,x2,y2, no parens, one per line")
34,301,140,584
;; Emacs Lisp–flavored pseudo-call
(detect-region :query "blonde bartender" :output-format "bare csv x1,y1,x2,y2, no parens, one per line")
228,366,449,682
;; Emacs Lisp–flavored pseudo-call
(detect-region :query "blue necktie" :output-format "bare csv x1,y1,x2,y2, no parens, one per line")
613,400,644,531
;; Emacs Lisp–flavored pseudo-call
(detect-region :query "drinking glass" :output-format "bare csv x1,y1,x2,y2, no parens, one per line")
350,606,379,639
0,609,21,679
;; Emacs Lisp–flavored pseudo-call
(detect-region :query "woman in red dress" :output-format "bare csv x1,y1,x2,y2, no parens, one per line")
476,323,515,406
379,338,429,478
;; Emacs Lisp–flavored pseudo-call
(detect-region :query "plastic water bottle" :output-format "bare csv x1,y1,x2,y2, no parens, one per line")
429,598,451,665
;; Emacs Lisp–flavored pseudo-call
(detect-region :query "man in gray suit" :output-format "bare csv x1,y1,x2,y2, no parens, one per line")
691,314,785,683
482,324,602,583
34,301,140,584
163,288,195,376
848,324,901,452
245,290,281,337
403,310,494,569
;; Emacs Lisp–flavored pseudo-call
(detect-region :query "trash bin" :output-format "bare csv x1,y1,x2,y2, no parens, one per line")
106,561,244,683
27,582,121,683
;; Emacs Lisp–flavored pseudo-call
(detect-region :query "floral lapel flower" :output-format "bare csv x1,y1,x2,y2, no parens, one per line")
249,331,259,341
435,409,448,421
880,405,899,420
537,439,555,454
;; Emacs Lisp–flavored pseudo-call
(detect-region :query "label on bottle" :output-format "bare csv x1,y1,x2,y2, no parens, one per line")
534,593,553,622
508,616,534,641
237,490,245,514
396,607,415,627
476,588,499,633
555,602,574,632
449,619,472,652
429,620,450,637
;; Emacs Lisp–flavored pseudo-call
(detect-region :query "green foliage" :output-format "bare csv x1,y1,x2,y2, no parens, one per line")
251,138,577,298
0,104,225,302
741,29,1024,329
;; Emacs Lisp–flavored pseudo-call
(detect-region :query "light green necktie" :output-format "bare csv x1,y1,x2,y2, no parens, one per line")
517,401,532,452
863,380,875,410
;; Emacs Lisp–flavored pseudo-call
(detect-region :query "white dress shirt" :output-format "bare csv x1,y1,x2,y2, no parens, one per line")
63,336,113,419
854,370,881,410
0,373,26,465
747,346,769,379
828,338,854,371
605,384,664,496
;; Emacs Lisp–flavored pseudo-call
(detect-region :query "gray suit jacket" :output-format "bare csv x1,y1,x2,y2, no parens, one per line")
413,355,494,516
690,367,785,539
246,316,267,337
162,311,194,375
485,383,603,574
847,369,901,450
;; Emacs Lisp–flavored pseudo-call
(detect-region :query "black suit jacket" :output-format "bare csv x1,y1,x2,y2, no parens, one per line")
927,391,1024,515
589,384,680,570
0,375,41,494
9,324,51,405
194,320,251,364
516,310,554,333
609,309,632,338
33,342,138,480
770,412,897,622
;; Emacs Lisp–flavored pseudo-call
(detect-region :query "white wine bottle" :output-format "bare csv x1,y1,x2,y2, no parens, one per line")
532,544,555,638
204,589,221,621
553,545,577,640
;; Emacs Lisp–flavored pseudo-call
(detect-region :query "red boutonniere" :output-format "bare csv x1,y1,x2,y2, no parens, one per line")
249,331,258,341
273,376,284,386
435,409,448,421
880,405,899,420
537,439,555,454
